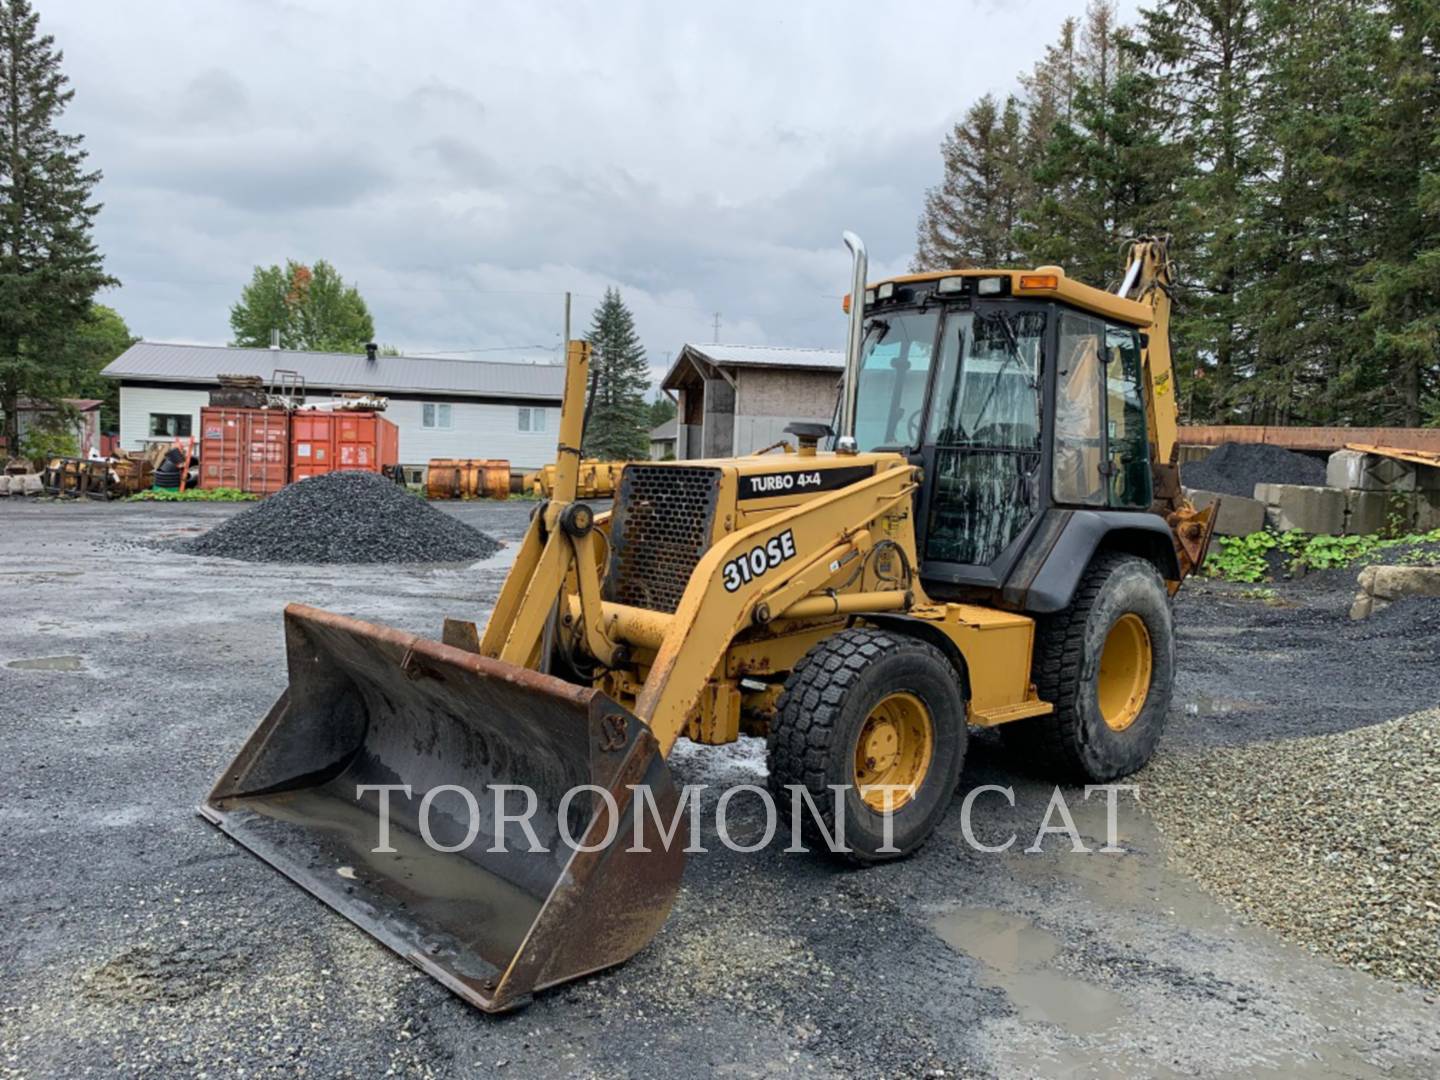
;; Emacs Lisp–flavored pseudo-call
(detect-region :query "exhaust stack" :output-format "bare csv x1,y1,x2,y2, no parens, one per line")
837,230,867,454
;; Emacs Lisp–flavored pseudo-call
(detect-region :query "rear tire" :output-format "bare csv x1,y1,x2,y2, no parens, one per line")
767,628,967,864
1002,552,1173,782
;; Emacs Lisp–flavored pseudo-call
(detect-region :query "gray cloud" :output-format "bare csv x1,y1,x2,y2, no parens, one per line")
47,0,1135,369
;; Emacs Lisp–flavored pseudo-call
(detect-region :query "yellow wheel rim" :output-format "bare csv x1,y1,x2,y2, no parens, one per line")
853,691,934,812
1097,613,1152,732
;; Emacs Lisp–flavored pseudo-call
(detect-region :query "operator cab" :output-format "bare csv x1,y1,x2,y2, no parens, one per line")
837,268,1156,594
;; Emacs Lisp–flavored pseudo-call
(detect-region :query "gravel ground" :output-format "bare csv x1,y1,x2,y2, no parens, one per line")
1141,709,1440,991
1169,563,1440,746
178,471,501,563
4,498,1440,1078
1183,441,1327,496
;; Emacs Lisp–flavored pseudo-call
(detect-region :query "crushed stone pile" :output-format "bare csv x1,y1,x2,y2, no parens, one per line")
1141,709,1440,990
1183,441,1327,498
180,471,501,564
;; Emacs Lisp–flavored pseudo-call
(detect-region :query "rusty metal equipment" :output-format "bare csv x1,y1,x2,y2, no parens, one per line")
200,604,684,1012
524,459,623,499
40,454,154,499
426,459,511,500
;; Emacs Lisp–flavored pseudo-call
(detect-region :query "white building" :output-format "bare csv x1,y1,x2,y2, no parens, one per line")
661,343,843,459
102,342,566,470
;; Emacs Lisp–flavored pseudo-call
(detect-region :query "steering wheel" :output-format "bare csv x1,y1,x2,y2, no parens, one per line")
906,409,923,446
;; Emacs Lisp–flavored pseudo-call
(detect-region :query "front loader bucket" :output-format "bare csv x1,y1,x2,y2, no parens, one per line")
200,604,686,1012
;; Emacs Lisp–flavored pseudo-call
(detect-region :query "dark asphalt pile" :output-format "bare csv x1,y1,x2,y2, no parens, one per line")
1183,441,1327,497
178,471,501,564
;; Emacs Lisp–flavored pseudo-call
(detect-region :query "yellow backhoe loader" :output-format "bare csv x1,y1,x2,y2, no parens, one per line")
201,233,1215,1012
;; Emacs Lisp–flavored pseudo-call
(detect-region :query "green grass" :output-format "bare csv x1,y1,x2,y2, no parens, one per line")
126,487,259,502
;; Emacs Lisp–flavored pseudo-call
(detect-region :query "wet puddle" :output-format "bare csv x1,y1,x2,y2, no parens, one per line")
5,654,87,672
933,907,1123,1033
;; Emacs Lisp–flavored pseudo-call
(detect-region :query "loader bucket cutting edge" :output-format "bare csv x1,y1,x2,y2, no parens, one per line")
199,603,686,1013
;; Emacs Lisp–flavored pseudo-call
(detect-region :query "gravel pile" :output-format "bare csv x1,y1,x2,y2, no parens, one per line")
179,471,501,564
1183,441,1327,497
1141,709,1440,989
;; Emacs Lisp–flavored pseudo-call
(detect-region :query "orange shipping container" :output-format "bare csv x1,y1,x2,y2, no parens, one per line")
199,406,291,495
290,411,400,482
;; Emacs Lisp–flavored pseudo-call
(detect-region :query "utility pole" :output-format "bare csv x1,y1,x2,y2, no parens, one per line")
712,312,721,343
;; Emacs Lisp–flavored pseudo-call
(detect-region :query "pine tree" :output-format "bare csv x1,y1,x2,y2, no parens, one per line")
1021,16,1080,147
1019,4,1186,287
1243,0,1383,424
1353,0,1440,426
0,0,114,451
582,288,651,460
1140,0,1265,422
229,259,375,352
913,94,1028,269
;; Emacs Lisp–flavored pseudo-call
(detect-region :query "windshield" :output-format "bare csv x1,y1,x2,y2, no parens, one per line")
851,310,937,451
925,310,1044,449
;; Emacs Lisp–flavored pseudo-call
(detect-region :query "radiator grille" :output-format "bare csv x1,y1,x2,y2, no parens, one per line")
606,465,721,613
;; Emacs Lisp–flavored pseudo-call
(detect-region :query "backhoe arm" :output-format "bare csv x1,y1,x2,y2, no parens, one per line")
1117,236,1215,577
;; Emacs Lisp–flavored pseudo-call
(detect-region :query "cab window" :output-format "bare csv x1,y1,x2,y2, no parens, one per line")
852,311,936,450
1053,313,1151,508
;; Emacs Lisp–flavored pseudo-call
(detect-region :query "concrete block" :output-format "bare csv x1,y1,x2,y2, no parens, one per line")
1374,457,1417,491
1183,487,1266,537
1326,448,1438,493
1344,489,1393,536
1253,483,1347,534
1326,449,1371,490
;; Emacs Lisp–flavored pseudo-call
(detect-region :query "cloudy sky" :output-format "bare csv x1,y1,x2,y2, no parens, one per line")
49,0,1133,382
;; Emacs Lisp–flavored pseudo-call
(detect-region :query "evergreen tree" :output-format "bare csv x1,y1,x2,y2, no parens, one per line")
582,288,651,460
1140,0,1265,422
1243,0,1383,423
229,259,375,352
0,0,115,451
1020,5,1187,287
1353,0,1440,426
912,94,1028,269
1021,16,1081,148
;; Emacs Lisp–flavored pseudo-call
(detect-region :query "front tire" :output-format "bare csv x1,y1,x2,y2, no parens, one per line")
1002,552,1174,781
766,628,967,863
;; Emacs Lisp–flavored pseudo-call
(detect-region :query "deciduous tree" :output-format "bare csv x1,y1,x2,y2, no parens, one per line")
229,259,375,353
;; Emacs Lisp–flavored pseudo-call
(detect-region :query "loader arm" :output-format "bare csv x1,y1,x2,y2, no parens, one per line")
629,463,920,754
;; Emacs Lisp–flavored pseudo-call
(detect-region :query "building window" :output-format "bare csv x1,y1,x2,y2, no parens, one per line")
149,413,192,438
422,403,452,429
518,407,546,432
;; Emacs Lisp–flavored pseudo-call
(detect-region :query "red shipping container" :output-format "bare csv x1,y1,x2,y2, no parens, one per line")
290,411,399,482
199,406,292,495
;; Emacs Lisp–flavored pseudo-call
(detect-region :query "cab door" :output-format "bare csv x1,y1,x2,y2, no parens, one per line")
1052,313,1152,511
916,304,1047,587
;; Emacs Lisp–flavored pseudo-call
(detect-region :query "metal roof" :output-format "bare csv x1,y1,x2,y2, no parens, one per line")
649,418,677,440
102,341,566,400
662,342,843,389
